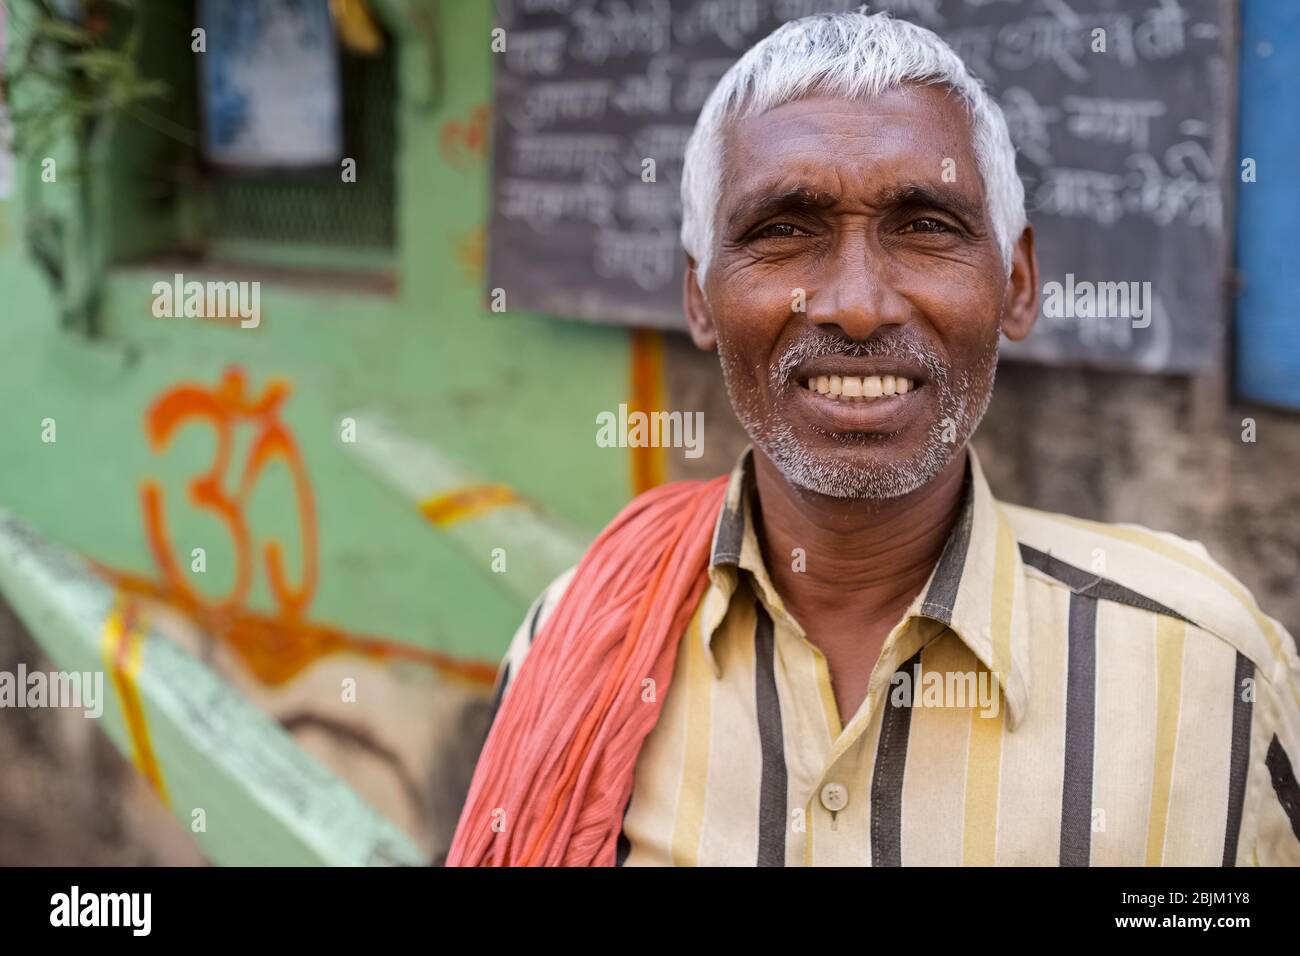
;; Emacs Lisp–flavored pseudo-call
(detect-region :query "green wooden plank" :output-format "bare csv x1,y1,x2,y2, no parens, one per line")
0,510,425,866
344,412,586,604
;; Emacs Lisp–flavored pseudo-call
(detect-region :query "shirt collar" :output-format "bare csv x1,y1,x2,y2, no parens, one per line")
701,444,1032,729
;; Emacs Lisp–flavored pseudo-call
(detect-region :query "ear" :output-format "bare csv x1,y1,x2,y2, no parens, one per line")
683,255,717,351
1000,224,1039,342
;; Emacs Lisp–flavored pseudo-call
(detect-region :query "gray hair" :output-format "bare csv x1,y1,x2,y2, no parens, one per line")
680,9,1026,286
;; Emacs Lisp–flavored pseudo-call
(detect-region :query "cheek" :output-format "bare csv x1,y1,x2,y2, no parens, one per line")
715,259,800,315
902,272,1004,358
709,273,799,378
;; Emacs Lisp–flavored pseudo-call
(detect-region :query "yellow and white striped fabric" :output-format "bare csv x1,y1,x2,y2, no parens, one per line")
486,446,1300,866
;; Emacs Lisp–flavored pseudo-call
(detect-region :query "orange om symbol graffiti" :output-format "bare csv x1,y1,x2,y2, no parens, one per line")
140,366,318,618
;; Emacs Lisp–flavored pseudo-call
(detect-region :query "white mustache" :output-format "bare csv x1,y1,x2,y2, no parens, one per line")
771,329,951,389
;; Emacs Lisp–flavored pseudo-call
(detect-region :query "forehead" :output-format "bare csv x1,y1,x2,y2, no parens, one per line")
719,85,982,207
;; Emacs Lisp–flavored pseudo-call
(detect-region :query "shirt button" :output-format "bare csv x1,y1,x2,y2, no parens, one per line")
819,782,849,812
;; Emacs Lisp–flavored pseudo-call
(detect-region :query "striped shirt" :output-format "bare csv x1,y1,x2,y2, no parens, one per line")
485,446,1300,866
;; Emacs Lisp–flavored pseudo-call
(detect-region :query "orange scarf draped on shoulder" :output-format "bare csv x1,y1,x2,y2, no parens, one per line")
445,475,729,867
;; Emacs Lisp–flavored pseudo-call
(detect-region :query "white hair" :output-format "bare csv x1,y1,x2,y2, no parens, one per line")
680,9,1026,286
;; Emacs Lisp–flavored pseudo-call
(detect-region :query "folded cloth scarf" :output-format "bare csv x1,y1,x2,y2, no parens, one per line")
446,475,729,866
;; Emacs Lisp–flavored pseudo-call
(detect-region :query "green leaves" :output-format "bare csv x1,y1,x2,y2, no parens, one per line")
32,18,96,46
65,49,130,80
5,0,170,155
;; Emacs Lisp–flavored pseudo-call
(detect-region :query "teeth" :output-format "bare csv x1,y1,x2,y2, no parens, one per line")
804,375,916,401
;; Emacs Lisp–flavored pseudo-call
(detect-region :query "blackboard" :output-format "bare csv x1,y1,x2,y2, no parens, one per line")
488,0,1234,372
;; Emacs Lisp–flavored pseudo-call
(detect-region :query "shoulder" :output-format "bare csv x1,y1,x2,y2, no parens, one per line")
1002,502,1296,683
494,565,579,695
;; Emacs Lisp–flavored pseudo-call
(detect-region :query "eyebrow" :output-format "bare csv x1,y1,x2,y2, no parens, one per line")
725,186,838,233
879,182,987,225
724,181,986,232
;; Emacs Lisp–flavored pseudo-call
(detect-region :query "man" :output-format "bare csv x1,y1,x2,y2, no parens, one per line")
450,10,1300,866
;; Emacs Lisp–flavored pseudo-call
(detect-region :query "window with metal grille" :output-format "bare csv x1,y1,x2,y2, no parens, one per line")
200,35,396,253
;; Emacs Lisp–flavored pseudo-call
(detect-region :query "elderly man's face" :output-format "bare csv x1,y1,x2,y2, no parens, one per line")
685,84,1037,498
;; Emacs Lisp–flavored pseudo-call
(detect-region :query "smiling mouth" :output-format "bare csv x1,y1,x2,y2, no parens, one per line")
799,374,920,402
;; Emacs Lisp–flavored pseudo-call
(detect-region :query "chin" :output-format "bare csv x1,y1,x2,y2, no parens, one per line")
756,418,959,500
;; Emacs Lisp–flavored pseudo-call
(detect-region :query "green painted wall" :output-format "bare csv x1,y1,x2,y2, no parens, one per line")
0,0,636,666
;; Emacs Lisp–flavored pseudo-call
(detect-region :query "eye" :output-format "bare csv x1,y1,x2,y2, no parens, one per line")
902,217,953,234
752,222,808,240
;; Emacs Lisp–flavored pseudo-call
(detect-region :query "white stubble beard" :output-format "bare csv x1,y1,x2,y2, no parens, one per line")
719,326,1001,500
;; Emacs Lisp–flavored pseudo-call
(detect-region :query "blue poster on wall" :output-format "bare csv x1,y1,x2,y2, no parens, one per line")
1236,2,1300,411
198,0,343,169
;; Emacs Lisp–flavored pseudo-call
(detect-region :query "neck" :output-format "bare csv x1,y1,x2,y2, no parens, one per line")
752,446,970,629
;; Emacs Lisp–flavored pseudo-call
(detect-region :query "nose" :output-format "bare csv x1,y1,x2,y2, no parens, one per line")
804,236,911,342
